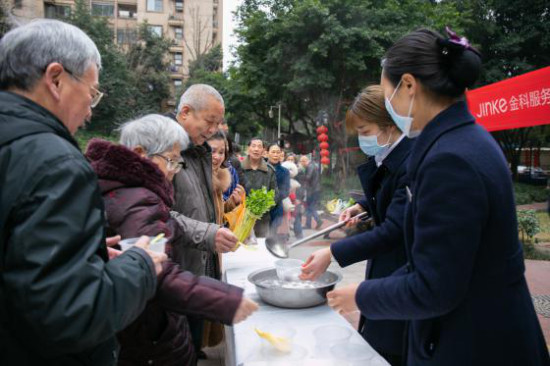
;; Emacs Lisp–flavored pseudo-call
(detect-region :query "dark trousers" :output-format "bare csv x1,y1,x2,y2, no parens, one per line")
378,351,404,366
305,191,321,227
293,205,303,237
187,315,204,354
270,204,284,234
254,214,270,238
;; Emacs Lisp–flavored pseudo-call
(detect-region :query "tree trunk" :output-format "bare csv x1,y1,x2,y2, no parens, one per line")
492,128,532,181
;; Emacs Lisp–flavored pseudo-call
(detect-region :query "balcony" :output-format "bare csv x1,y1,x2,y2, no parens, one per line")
169,65,183,75
118,4,137,19
118,10,137,19
168,14,184,25
170,46,184,54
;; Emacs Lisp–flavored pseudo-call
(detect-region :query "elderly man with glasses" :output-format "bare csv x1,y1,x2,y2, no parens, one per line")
0,20,166,365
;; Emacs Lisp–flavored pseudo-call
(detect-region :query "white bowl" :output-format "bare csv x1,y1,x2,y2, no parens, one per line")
313,324,353,346
329,342,375,362
255,324,296,353
274,259,303,282
119,236,167,254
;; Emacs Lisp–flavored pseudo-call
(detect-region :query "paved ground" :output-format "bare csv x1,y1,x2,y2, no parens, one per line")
200,216,550,365
517,201,548,211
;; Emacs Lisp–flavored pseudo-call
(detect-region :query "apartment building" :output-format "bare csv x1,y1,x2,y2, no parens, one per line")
10,0,223,92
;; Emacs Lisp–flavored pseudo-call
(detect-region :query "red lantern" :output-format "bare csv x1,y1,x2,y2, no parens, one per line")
319,141,329,150
316,125,328,134
320,149,330,157
321,157,330,165
317,133,328,142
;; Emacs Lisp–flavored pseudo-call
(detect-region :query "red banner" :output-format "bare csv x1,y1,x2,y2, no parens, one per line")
466,67,550,131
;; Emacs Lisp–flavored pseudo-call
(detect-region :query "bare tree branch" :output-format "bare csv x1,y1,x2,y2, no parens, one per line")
182,5,215,63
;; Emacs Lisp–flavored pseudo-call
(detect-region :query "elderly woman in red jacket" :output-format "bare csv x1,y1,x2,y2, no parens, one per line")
86,114,257,366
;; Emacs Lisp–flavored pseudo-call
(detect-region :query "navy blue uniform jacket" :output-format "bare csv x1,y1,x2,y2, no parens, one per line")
356,101,550,365
331,137,412,356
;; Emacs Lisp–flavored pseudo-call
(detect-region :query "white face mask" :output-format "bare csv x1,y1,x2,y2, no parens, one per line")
385,80,419,138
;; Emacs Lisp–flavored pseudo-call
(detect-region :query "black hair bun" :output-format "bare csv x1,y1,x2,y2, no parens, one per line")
437,29,482,90
449,48,482,89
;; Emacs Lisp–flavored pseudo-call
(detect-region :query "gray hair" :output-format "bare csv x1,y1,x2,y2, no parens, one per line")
177,84,225,113
0,19,101,91
119,114,190,155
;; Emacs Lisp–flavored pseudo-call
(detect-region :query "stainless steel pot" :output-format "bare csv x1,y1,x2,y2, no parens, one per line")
248,268,342,309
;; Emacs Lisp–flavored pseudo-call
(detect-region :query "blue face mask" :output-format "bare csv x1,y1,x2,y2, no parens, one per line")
385,80,419,138
358,132,391,157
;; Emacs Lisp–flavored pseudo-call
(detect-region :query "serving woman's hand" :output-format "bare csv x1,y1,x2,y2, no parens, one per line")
339,204,365,226
327,284,360,315
300,247,332,281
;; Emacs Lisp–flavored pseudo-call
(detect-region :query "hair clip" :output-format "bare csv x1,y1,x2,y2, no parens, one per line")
445,26,481,56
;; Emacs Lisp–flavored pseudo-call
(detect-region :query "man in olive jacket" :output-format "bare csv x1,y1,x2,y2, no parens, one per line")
0,20,163,365
241,138,279,237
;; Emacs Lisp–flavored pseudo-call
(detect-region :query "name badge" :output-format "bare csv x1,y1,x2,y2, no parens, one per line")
406,186,413,203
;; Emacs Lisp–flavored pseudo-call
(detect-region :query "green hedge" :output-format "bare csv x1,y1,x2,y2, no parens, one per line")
514,183,548,205
75,130,116,151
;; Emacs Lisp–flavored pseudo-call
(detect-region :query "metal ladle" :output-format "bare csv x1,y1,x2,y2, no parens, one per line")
265,212,370,258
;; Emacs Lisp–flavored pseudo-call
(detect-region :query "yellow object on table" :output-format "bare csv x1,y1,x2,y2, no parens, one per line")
254,327,292,353
232,241,258,252
150,233,165,246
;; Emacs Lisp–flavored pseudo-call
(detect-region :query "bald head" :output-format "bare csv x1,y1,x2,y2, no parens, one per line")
299,155,309,168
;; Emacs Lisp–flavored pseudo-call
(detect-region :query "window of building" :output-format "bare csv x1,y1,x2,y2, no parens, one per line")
117,29,138,44
147,25,163,37
174,27,183,40
146,0,162,12
174,79,183,88
92,3,114,17
118,4,137,19
44,2,71,19
173,52,183,66
175,0,183,12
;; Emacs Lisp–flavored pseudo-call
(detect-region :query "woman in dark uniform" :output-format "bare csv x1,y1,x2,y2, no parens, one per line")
332,28,549,365
301,85,412,365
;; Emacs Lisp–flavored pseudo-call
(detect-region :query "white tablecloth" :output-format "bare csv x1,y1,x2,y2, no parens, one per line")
222,239,389,366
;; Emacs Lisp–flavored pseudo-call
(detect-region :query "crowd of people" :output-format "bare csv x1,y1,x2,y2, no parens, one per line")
0,19,323,366
1,18,549,366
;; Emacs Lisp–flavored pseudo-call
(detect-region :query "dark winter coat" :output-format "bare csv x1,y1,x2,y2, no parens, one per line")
86,139,244,366
331,138,412,357
270,162,290,225
0,91,156,365
241,156,279,237
356,101,550,365
223,161,239,201
304,161,321,194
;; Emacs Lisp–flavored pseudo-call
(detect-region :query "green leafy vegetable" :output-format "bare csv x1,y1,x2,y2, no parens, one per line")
247,187,276,217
